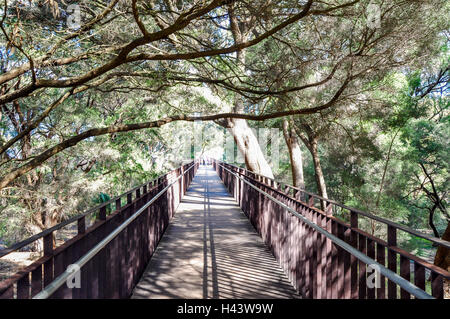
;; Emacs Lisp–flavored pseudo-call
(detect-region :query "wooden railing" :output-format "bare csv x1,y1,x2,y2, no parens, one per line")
0,161,198,299
213,160,450,299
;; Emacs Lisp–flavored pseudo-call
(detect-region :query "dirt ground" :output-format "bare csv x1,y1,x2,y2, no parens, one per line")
0,252,40,281
0,224,80,282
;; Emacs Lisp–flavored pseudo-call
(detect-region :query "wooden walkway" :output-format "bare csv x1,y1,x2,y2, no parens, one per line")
131,165,300,299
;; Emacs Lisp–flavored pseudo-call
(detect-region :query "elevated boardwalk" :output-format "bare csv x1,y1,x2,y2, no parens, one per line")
2,161,447,299
132,165,300,299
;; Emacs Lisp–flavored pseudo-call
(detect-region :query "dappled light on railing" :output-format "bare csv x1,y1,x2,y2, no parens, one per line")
213,159,450,299
0,162,198,299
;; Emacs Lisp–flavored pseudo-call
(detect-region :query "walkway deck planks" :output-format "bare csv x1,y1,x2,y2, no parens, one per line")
131,165,300,299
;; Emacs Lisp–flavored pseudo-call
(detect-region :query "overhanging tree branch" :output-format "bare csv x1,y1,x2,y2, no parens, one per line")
0,75,351,190
0,75,115,156
0,0,322,105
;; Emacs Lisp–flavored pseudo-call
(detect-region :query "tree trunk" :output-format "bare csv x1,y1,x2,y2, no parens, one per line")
226,4,274,179
307,138,328,210
434,221,450,269
229,119,274,178
282,119,304,188
309,139,328,200
434,221,450,298
293,122,328,209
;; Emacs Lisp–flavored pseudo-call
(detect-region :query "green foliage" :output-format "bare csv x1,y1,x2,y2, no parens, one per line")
0,0,448,260
93,192,112,218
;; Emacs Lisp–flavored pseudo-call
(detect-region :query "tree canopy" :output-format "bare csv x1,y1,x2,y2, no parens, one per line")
0,0,448,272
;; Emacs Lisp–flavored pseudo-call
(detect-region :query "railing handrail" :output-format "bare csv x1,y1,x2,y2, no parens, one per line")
219,161,450,250
217,162,435,299
32,162,196,299
0,162,193,258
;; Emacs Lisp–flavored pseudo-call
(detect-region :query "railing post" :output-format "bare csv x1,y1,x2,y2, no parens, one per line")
78,216,86,235
99,206,107,221
43,232,54,288
431,272,444,299
43,233,53,257
350,211,358,228
387,225,397,299
136,188,141,209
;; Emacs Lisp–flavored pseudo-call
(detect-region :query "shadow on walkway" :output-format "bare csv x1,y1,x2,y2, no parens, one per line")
131,165,300,299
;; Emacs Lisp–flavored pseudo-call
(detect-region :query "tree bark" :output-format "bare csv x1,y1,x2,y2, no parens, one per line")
309,139,328,200
434,222,449,269
0,100,352,191
434,221,450,298
292,122,328,208
229,119,274,178
282,119,304,188
428,204,441,238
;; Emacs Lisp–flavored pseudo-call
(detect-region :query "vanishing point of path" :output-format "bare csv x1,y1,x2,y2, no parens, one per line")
131,165,300,299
